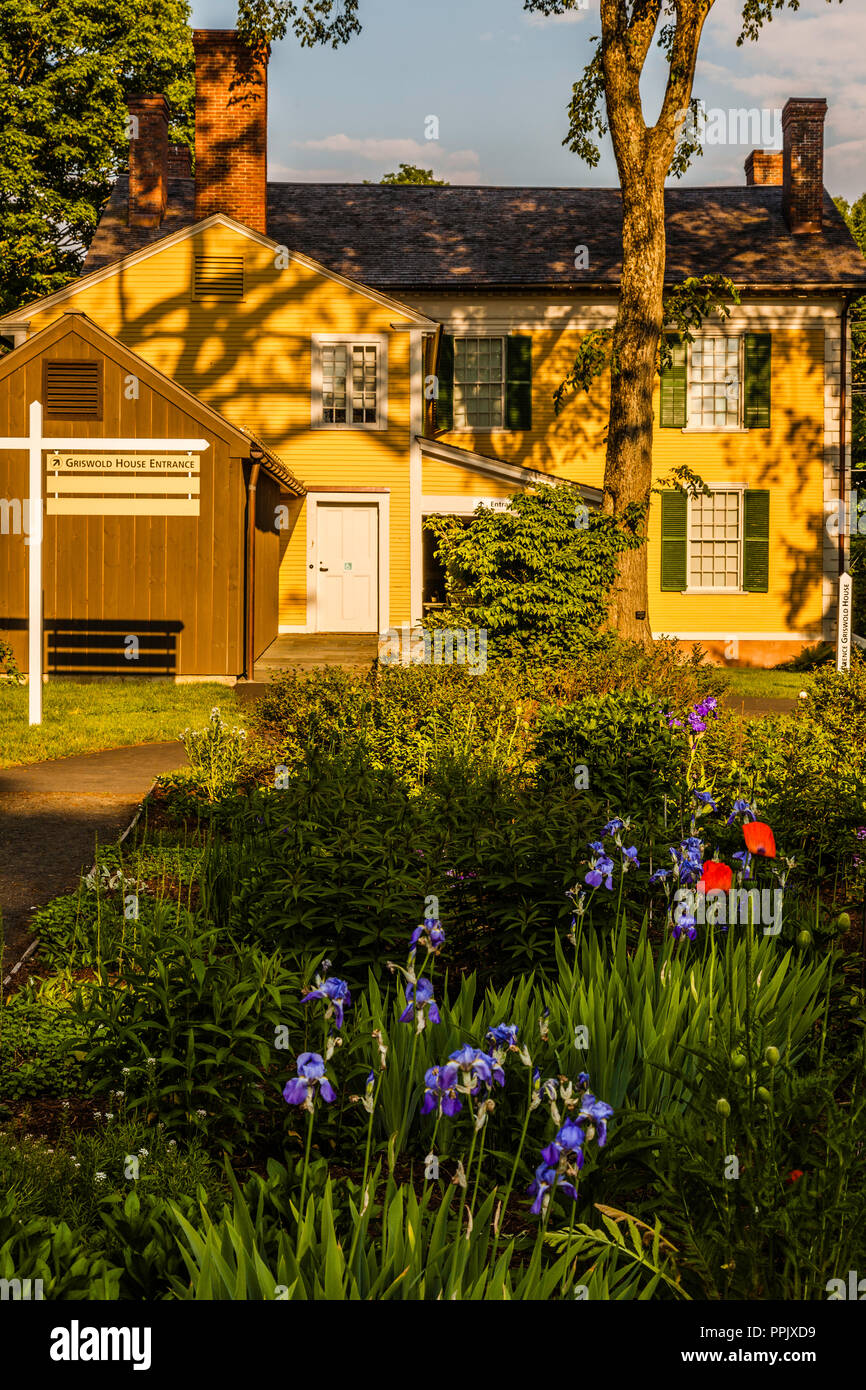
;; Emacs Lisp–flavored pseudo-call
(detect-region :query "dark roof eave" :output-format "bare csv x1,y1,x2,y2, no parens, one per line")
375,280,866,296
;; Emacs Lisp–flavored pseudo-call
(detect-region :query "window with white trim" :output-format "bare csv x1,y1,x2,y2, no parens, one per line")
316,341,380,427
689,490,741,589
454,337,504,428
688,337,741,429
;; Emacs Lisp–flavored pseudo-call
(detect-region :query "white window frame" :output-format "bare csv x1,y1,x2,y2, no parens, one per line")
682,335,750,434
311,333,389,431
452,335,507,432
684,484,747,594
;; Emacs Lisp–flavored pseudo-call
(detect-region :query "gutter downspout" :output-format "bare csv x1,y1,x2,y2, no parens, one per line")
243,455,262,681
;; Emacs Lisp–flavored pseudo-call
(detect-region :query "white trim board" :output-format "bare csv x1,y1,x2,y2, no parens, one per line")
304,490,390,635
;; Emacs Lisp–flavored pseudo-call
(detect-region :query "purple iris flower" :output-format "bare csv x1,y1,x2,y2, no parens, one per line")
670,836,704,885
585,849,615,891
692,789,718,812
449,1045,505,1090
671,913,698,943
399,978,441,1025
487,1022,519,1050
527,1160,579,1215
622,845,640,869
577,1071,590,1088
732,848,753,882
409,918,446,957
602,818,625,836
578,1096,614,1147
650,867,671,885
282,1052,336,1107
302,976,351,1030
555,1118,587,1160
727,798,757,826
420,1063,461,1117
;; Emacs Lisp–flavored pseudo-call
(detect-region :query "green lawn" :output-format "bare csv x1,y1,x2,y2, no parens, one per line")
0,681,241,768
718,668,811,699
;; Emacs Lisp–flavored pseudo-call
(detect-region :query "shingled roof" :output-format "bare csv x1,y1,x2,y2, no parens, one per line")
84,176,866,292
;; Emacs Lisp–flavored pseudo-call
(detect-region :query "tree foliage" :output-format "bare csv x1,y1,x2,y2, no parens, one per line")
380,164,449,185
0,0,195,314
833,194,866,475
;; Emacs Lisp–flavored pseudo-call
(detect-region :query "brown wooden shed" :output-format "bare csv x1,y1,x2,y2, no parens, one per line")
0,314,303,679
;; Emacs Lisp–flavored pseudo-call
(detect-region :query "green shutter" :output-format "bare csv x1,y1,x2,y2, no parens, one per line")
743,490,770,592
660,337,688,428
436,334,454,432
744,333,772,429
505,335,532,430
660,490,688,591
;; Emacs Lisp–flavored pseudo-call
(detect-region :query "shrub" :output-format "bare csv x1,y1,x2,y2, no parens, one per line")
533,689,685,818
423,482,643,660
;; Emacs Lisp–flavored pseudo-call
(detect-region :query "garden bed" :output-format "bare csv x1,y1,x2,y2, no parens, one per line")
2,647,866,1300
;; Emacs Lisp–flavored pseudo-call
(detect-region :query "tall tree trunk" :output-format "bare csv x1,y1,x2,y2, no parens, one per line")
597,0,710,645
602,178,667,643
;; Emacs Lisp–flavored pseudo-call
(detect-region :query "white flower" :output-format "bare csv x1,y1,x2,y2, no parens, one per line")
799,690,809,700
105,1112,114,1121
94,1171,107,1184
93,1111,102,1120
146,1057,156,1068
167,1140,177,1149
121,1067,131,1076
137,1148,149,1158
196,1109,207,1118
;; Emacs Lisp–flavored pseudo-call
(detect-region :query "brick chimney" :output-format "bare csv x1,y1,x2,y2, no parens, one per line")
167,144,192,178
745,150,783,186
782,98,828,234
127,95,169,228
192,29,270,234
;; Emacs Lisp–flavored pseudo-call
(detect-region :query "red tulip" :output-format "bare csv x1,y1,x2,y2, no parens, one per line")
700,860,733,893
743,821,776,858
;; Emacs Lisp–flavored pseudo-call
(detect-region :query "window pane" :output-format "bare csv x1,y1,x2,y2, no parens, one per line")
689,338,740,427
454,337,504,427
689,491,741,587
321,342,376,425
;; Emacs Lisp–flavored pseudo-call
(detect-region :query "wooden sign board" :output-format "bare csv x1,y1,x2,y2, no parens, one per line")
837,571,853,672
47,453,200,473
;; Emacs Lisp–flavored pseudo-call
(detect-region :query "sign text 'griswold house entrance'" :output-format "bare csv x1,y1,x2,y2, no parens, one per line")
1,28,865,681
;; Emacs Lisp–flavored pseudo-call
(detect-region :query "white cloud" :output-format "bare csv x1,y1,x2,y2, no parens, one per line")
287,133,480,180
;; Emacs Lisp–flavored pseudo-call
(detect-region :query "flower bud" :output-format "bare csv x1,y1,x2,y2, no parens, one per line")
757,1086,771,1103
716,1098,731,1117
796,930,812,948
836,912,851,931
731,1052,746,1070
764,1046,780,1067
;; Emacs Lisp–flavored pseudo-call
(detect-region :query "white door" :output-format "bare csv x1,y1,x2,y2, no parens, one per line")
316,503,378,631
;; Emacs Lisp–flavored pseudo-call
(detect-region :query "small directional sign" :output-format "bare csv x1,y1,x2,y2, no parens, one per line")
837,571,853,672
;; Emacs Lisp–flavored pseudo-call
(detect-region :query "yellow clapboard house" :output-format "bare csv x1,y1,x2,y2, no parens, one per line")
1,30,864,675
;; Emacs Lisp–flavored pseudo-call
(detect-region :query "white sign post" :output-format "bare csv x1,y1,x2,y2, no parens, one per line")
0,400,209,726
28,401,43,724
837,571,853,672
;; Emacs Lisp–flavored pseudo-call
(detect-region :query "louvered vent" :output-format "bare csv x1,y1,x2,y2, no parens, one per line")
43,361,102,419
194,255,245,300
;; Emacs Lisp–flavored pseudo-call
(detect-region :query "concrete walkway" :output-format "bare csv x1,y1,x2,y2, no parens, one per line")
0,741,188,975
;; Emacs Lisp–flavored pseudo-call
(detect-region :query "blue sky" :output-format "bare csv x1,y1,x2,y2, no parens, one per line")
190,0,866,201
